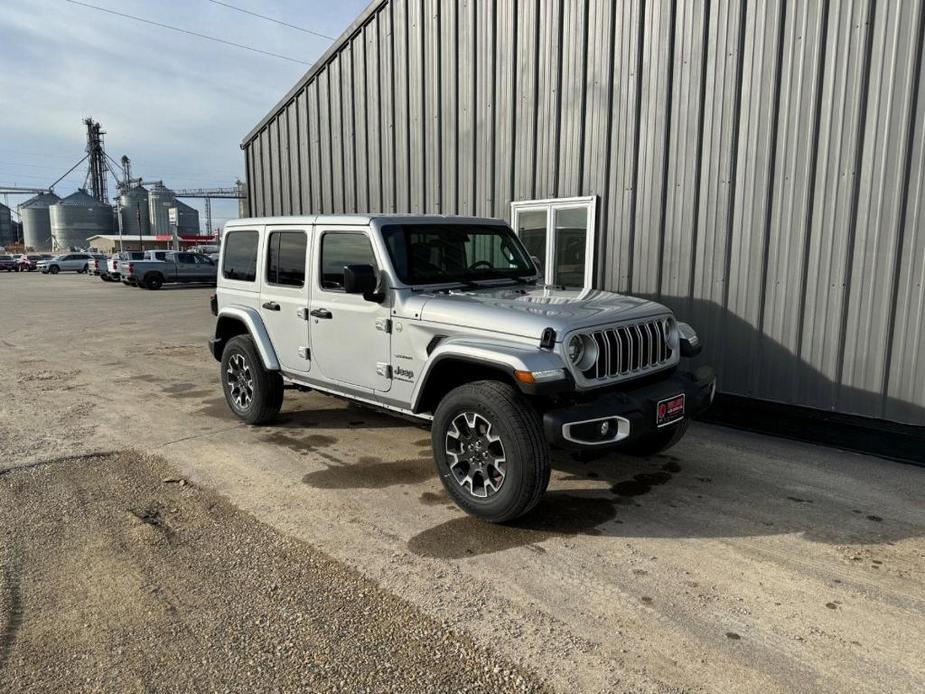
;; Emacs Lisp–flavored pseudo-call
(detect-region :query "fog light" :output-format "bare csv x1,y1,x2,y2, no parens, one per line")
600,420,611,437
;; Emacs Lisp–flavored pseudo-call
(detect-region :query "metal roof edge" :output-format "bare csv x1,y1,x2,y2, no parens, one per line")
240,0,388,149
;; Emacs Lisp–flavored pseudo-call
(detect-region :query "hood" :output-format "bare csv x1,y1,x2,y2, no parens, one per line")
417,286,671,339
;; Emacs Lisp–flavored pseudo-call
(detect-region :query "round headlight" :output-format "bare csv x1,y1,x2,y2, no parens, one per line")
567,335,584,364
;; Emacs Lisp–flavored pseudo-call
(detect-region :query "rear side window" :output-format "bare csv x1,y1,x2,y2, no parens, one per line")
222,231,259,282
320,233,377,289
266,231,307,287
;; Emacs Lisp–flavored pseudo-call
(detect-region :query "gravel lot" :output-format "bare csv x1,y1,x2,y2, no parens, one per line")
2,273,924,693
0,452,545,693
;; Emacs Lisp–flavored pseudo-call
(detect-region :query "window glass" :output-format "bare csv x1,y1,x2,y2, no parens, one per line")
516,210,547,268
553,207,588,287
176,253,195,264
320,233,377,289
266,231,307,287
222,231,259,282
382,224,533,285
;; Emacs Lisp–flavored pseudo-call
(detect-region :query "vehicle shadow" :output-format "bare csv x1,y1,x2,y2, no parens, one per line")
407,447,925,559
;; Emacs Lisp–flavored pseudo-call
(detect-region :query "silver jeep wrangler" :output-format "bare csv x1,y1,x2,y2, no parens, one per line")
209,215,716,522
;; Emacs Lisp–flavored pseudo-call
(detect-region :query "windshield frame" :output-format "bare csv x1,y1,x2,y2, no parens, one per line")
379,222,538,287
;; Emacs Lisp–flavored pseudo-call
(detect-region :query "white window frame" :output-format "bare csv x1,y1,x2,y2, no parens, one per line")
510,195,597,289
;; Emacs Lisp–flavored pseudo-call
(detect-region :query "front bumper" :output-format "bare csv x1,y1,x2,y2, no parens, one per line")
543,366,716,450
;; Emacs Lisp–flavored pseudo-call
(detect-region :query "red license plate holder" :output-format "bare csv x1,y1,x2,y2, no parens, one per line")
656,394,685,427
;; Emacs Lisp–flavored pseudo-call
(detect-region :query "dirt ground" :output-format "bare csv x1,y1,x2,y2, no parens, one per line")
2,273,924,693
0,452,545,693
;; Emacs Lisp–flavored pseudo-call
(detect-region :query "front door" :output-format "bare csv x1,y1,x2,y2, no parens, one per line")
260,227,311,374
308,228,391,392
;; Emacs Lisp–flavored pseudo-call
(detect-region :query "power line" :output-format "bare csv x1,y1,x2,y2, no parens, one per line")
207,0,337,41
64,0,311,65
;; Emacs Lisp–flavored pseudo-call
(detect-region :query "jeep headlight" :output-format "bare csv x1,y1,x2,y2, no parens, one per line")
567,335,584,364
566,334,598,371
677,321,702,357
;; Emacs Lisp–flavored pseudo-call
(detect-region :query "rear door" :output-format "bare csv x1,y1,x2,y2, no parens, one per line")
260,226,311,374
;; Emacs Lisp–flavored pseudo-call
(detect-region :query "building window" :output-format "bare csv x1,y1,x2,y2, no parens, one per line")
510,196,596,288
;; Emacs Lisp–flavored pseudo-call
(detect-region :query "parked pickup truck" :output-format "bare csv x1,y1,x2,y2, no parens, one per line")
98,250,146,282
122,250,217,289
209,215,717,522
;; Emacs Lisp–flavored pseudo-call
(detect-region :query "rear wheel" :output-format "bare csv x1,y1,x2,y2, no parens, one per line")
622,420,689,457
144,273,163,290
220,335,283,425
432,380,550,523
81,264,88,274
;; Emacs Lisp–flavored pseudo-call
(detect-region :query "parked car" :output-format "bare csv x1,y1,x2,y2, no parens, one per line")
121,250,217,289
99,250,147,282
209,215,717,522
15,254,45,272
0,255,16,272
37,253,94,274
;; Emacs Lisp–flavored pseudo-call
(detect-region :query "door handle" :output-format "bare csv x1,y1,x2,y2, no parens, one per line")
262,301,280,311
310,308,333,319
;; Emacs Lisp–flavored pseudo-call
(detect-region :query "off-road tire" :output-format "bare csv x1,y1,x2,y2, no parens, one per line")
622,419,689,457
144,273,164,290
49,265,59,275
432,380,550,523
220,335,283,425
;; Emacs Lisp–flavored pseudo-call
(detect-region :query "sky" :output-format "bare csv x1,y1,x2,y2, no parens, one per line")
0,0,370,233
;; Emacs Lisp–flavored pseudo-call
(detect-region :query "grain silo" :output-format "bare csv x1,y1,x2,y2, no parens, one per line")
0,203,12,247
118,184,151,236
170,200,200,235
19,192,61,251
147,181,176,234
49,189,114,250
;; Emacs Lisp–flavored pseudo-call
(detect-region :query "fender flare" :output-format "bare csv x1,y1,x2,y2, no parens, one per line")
213,305,281,371
410,336,566,412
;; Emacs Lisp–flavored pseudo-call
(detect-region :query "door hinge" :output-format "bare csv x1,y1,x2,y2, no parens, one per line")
298,346,311,360
297,307,309,320
375,318,392,333
376,362,392,378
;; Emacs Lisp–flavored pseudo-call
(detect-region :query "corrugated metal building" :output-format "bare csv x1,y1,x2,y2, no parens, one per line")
241,0,925,427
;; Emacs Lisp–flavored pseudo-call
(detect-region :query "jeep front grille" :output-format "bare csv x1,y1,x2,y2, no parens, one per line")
581,318,675,381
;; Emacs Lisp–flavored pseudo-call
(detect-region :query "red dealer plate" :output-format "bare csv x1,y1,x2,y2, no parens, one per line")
656,394,685,427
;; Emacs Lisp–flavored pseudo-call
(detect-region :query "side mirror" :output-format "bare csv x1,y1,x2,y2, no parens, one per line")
344,264,378,294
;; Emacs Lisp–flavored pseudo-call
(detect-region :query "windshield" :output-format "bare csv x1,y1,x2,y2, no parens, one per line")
381,224,536,285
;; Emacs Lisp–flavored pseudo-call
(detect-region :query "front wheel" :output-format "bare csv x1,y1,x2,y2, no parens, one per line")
622,419,689,457
220,335,283,425
432,380,550,523
48,265,59,275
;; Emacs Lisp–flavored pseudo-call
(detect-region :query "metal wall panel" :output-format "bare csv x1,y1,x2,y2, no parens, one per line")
475,0,495,216
241,0,925,426
758,0,827,404
659,0,706,303
424,0,442,213
603,0,641,292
